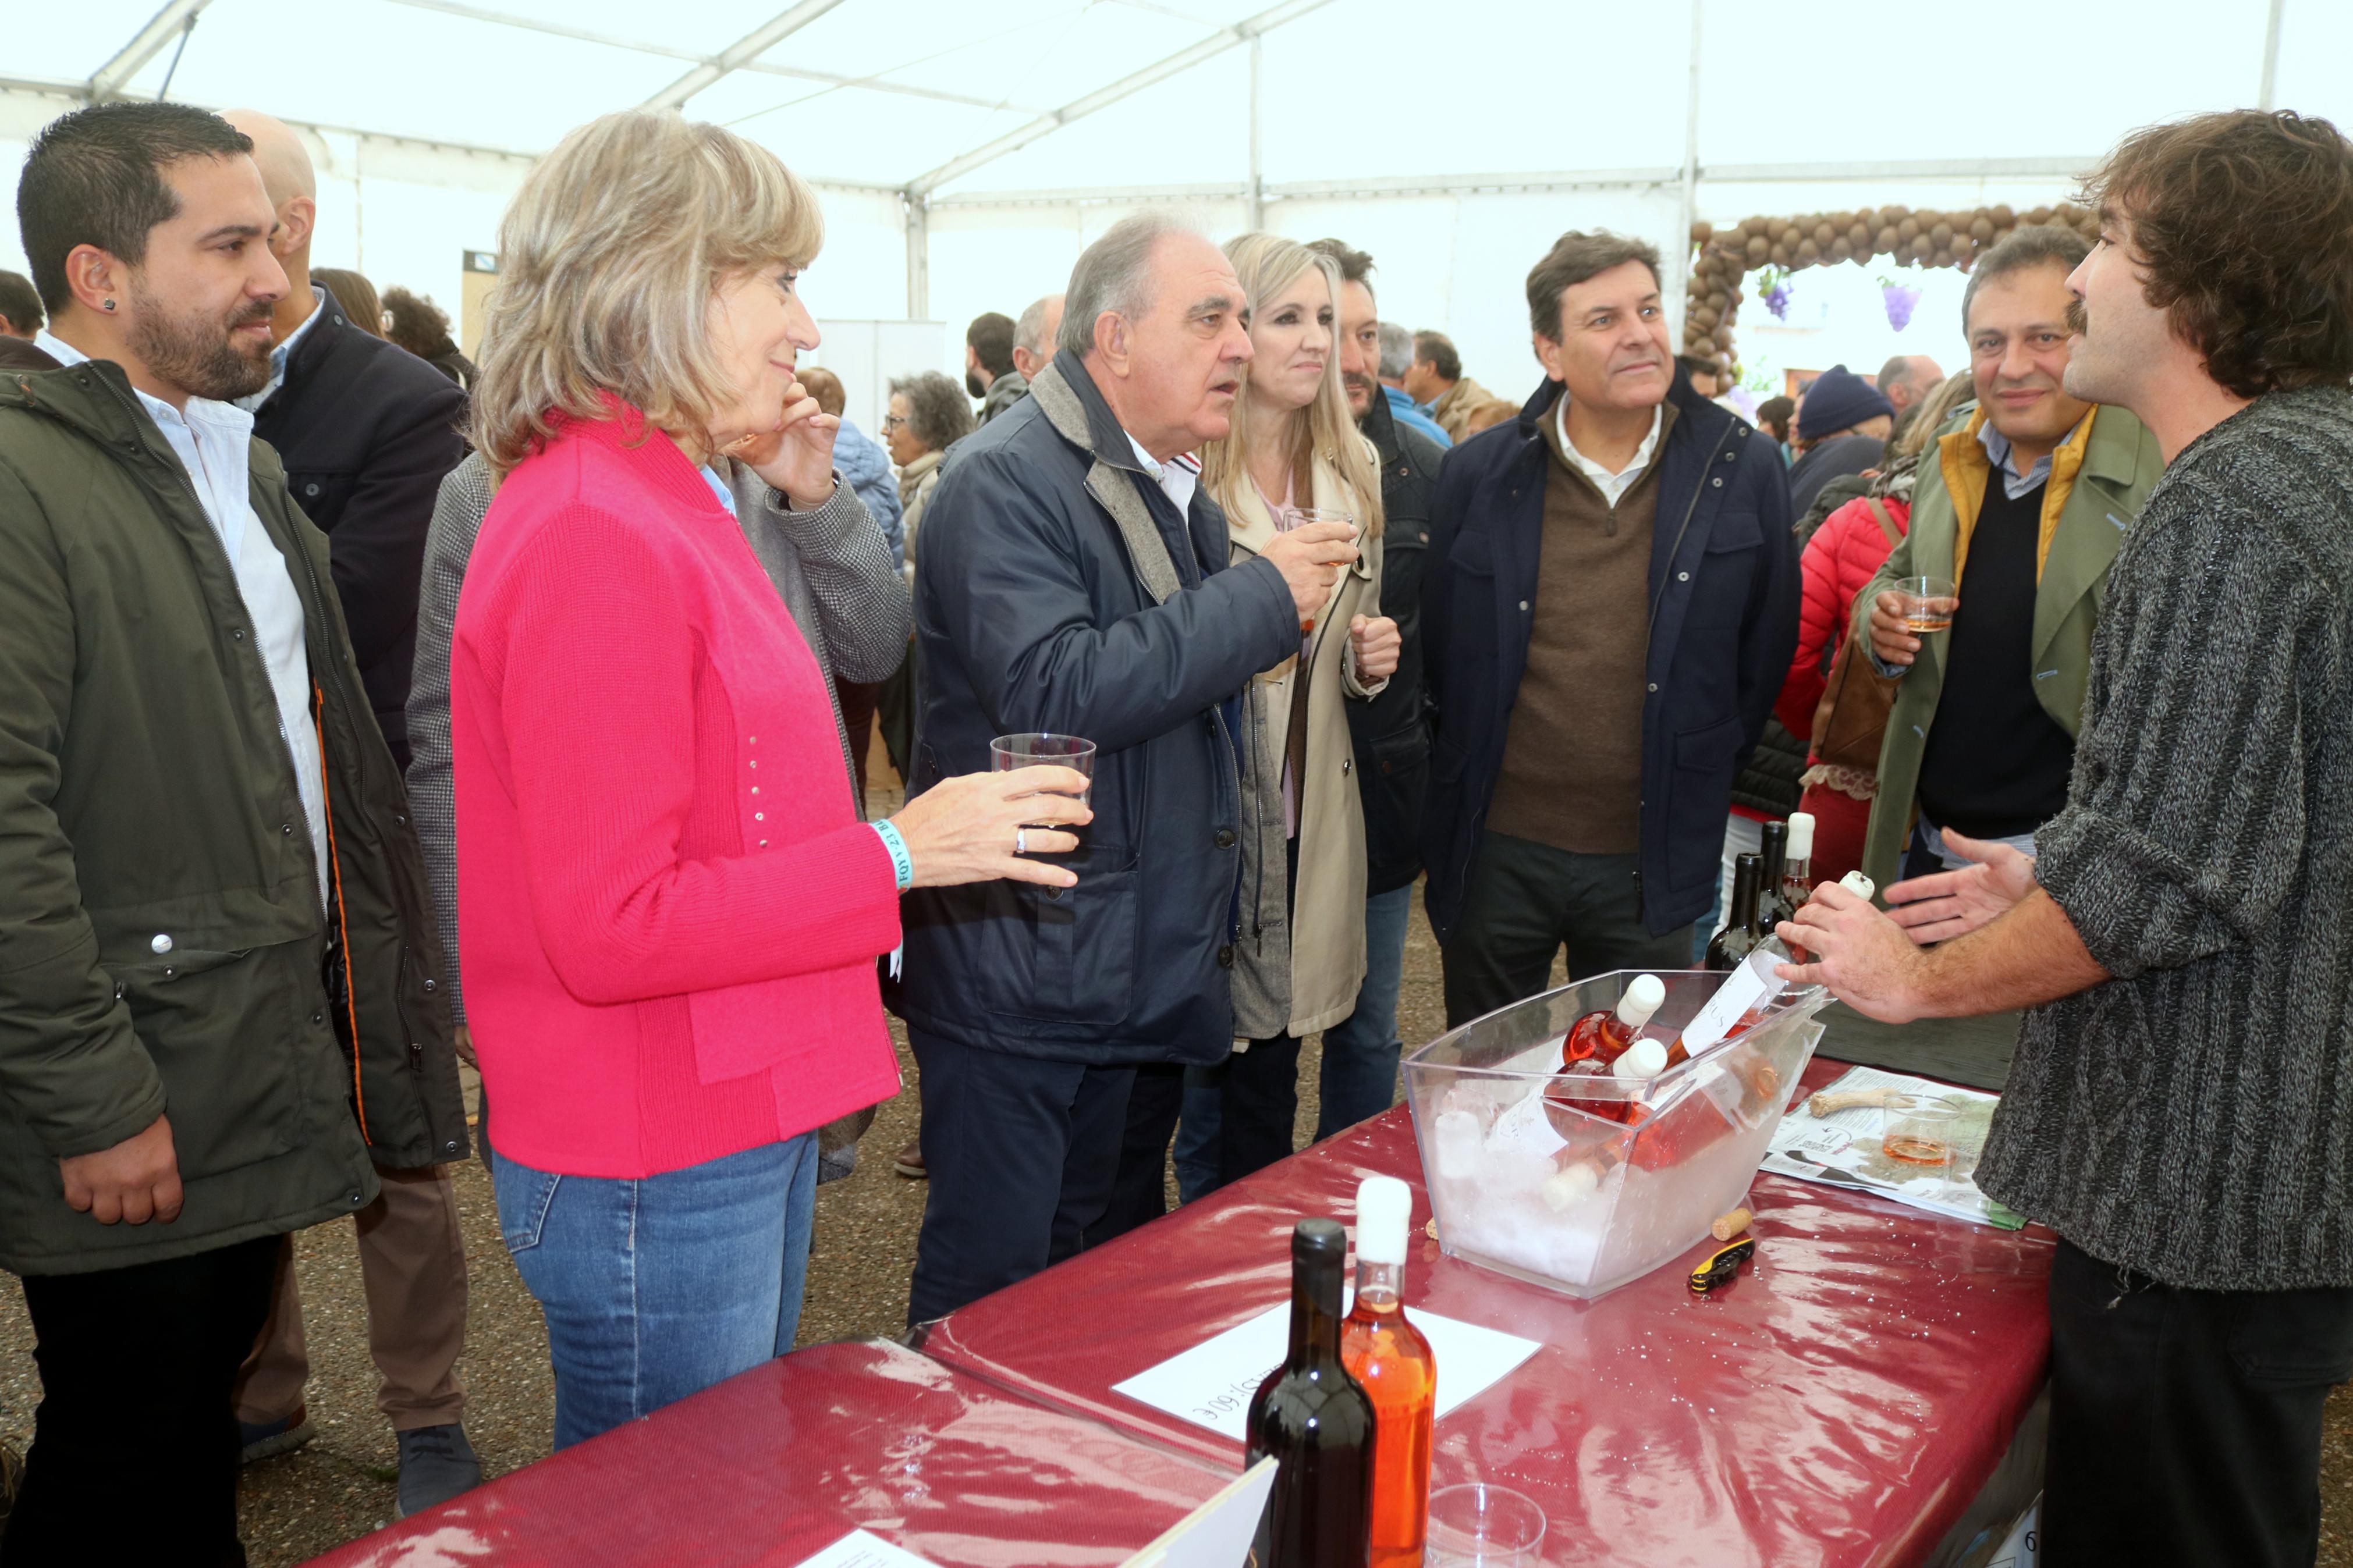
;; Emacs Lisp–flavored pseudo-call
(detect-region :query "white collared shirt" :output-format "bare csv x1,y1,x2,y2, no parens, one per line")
1126,432,1200,517
1556,398,1666,510
232,285,330,415
40,330,328,910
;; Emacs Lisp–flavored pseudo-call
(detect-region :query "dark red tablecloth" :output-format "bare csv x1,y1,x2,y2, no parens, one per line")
918,1059,2054,1568
306,1339,1228,1567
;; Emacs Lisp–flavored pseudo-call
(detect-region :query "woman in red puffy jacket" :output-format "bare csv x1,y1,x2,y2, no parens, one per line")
1774,488,1911,886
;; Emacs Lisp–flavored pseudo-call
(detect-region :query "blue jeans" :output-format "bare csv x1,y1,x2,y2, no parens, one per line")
1176,885,1415,1200
1317,883,1413,1140
492,1135,818,1449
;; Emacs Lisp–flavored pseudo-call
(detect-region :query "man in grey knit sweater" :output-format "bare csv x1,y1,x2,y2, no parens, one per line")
1783,110,2353,1567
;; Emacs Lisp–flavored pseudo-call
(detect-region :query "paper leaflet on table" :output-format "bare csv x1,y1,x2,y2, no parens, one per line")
1110,1297,1539,1442
776,1527,938,1568
1120,1456,1279,1568
1761,1064,2025,1229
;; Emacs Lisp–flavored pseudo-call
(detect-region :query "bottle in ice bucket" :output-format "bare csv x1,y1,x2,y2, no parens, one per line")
1560,972,1667,1067
1248,1218,1377,1568
1341,1177,1435,1568
1543,1033,1670,1132
1678,870,1876,1057
1705,854,1766,971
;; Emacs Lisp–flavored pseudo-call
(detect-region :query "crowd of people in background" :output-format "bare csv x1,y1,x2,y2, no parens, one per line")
2,91,2353,1568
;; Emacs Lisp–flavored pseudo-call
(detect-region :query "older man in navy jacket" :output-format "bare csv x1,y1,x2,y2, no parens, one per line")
892,214,1356,1324
1422,230,1797,1026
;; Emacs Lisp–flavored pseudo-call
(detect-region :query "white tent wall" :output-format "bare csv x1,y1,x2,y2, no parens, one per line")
5,0,2353,392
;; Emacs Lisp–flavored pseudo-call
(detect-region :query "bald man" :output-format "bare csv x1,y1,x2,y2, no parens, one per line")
1877,353,1947,442
220,109,478,1519
1010,292,1063,382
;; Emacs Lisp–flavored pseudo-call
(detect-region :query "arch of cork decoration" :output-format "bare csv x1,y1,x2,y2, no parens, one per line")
1681,201,2103,384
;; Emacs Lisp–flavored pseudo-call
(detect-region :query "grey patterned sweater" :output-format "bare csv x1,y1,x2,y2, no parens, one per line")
404,453,909,1026
1976,386,2353,1291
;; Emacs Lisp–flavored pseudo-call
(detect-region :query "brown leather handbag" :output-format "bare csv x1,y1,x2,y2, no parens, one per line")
1809,500,1905,771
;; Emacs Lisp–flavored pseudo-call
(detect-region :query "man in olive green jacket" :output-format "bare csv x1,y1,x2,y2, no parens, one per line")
0,102,460,1558
1855,227,2164,895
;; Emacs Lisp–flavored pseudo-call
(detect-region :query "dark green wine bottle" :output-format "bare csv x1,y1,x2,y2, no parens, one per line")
1245,1218,1378,1568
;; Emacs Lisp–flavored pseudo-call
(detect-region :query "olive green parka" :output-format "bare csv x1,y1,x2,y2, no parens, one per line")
0,358,464,1277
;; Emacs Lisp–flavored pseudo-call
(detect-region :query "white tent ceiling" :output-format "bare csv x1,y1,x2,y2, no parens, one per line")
6,0,2351,403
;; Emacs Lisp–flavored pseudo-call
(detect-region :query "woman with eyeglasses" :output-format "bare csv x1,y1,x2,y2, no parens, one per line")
882,369,973,575
454,109,1088,1447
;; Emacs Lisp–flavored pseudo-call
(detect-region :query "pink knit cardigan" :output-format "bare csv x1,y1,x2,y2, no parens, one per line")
450,407,902,1178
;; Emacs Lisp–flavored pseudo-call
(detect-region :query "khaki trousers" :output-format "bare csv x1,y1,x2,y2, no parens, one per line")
231,1164,469,1431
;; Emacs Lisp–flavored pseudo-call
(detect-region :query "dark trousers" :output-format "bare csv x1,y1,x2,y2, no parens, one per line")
1440,832,1694,1027
835,677,880,801
4,1233,282,1567
906,1027,1133,1326
1094,1061,1185,1243
2043,1238,2353,1567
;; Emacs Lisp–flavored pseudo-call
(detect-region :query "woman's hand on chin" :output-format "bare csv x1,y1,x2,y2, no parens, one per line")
730,381,839,510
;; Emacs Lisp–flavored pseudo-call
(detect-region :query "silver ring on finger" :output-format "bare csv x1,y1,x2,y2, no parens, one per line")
1016,828,1028,855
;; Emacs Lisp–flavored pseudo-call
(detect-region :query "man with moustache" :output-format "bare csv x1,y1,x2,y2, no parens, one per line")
1783,109,2353,1568
1855,226,2163,892
1422,230,1797,1023
0,101,452,1559
891,214,1355,1322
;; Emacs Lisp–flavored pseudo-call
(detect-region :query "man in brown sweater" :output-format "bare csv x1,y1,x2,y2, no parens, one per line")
1422,232,1797,1023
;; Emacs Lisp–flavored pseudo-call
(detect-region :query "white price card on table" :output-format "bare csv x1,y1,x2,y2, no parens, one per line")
780,1528,936,1568
1112,1301,1539,1442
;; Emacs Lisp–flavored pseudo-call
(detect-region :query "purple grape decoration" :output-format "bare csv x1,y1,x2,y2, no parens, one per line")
1882,281,1921,332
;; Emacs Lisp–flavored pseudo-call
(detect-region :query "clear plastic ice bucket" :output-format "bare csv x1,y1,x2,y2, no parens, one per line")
1404,969,1827,1299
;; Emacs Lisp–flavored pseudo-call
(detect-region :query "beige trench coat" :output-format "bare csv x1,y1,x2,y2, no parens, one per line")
1226,440,1386,1040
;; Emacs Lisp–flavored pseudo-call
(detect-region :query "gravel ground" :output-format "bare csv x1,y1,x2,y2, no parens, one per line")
0,758,2340,1562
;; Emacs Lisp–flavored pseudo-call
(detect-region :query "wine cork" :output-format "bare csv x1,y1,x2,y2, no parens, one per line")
1712,1208,1752,1242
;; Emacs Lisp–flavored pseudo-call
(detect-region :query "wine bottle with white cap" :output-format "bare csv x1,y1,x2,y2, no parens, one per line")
1341,1176,1436,1568
1559,972,1667,1069
1781,812,1816,909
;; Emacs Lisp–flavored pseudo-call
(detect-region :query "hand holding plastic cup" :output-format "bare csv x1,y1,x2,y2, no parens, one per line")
991,734,1097,833
1290,507,1358,633
1425,1483,1546,1567
1896,575,1958,634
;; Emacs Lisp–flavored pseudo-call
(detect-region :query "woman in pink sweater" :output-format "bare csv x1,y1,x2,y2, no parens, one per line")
453,110,1088,1448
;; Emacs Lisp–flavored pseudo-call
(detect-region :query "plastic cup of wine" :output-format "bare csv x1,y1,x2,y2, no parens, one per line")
1425,1483,1546,1567
1880,1094,1962,1169
989,734,1096,830
1289,507,1357,634
1896,575,1958,635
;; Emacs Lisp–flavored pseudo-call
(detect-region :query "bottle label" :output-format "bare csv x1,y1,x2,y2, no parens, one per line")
1680,950,1778,1057
1486,1089,1569,1157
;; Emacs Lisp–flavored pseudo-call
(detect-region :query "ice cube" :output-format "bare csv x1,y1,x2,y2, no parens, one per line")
1432,1110,1485,1180
1539,1161,1600,1213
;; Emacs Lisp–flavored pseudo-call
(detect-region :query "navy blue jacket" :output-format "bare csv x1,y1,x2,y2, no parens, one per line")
1348,388,1445,895
889,355,1300,1064
1420,370,1798,940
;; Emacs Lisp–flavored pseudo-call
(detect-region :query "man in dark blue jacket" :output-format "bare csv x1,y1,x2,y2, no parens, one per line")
1422,230,1797,1026
892,214,1355,1324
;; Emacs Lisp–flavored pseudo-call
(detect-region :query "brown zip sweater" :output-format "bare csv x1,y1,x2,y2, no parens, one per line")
1486,399,1676,854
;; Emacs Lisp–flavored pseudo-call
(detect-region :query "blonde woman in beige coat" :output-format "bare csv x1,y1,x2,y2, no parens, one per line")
1181,233,1402,1192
